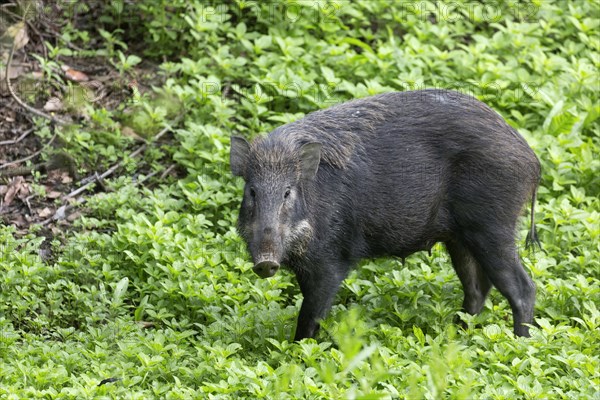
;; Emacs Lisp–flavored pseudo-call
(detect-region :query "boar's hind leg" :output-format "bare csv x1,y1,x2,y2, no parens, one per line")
294,266,347,341
463,231,536,337
445,240,492,315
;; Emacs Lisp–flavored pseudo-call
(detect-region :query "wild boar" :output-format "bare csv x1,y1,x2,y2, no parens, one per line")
230,89,540,340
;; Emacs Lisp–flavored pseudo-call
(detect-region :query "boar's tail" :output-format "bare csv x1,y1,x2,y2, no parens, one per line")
525,187,542,250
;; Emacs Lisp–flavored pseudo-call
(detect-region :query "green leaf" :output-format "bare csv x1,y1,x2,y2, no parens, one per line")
112,277,129,308
341,37,375,54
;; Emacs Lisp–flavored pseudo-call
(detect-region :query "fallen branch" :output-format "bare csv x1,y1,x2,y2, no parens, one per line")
63,155,131,200
40,203,73,226
42,146,179,226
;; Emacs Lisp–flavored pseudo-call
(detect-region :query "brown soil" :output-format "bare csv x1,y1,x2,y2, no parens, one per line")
0,5,166,236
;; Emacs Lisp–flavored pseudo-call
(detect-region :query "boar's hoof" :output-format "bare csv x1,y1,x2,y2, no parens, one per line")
253,260,280,278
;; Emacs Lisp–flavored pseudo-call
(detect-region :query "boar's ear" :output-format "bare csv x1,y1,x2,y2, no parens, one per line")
299,142,322,181
230,136,251,178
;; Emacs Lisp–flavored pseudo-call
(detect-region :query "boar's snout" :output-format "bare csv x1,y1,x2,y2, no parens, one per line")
253,259,280,278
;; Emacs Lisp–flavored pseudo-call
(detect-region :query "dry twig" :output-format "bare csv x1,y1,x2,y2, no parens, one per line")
0,127,34,146
0,129,57,170
159,164,177,180
136,163,177,187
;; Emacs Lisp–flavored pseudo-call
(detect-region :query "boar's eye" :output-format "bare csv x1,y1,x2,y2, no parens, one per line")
249,187,256,198
284,187,291,199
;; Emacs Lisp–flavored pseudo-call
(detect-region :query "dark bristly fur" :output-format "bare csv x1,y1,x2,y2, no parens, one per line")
230,89,541,340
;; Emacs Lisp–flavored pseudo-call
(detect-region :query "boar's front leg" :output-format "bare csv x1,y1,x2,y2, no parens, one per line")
294,264,348,341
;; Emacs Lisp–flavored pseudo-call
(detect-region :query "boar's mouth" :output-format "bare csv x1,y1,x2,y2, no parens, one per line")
253,256,280,278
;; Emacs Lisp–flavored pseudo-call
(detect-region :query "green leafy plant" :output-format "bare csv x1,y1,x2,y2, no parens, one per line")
1,0,598,398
